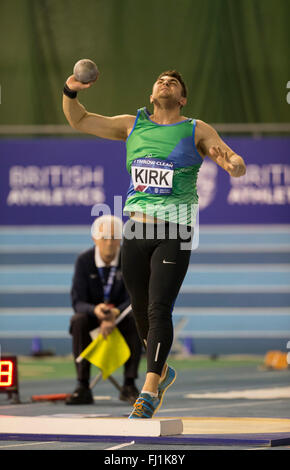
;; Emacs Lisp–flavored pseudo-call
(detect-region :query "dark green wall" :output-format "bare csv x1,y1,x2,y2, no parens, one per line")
0,0,289,124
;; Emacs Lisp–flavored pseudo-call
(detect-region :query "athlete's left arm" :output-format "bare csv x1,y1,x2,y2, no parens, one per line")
195,120,246,177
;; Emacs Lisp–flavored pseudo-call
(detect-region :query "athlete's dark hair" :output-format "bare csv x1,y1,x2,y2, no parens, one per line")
156,70,187,98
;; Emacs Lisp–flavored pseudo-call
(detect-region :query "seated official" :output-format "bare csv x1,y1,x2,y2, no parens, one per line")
66,215,142,405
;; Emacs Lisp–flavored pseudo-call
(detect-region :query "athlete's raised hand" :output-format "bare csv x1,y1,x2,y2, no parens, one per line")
209,146,246,177
65,74,97,92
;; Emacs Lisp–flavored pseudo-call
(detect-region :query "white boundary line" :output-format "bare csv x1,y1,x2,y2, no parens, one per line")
1,263,289,272
0,244,289,253
0,306,289,315
187,264,290,272
180,286,290,293
0,331,70,338
105,441,135,450
194,245,290,253
0,265,74,271
173,307,290,315
1,330,289,339
0,308,72,315
0,246,87,253
176,331,290,338
184,386,290,400
1,285,289,293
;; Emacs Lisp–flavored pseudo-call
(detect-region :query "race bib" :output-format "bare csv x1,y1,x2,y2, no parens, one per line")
131,158,174,195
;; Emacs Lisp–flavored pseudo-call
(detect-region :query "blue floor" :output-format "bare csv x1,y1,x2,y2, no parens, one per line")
0,362,289,450
0,224,290,355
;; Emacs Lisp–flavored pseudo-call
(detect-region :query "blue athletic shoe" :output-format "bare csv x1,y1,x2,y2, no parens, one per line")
156,365,176,413
129,393,160,419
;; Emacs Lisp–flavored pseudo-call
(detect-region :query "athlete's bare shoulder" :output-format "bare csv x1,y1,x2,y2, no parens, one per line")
195,119,214,135
125,114,138,138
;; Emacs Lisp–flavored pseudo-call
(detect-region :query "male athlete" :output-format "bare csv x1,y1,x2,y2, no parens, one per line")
63,69,246,418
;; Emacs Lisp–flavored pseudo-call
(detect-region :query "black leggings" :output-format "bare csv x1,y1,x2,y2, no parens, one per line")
121,220,192,376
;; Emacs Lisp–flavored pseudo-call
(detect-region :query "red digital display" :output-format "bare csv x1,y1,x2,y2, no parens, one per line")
0,356,18,392
0,361,13,386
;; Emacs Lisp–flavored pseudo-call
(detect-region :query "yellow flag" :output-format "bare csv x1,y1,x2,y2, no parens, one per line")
79,328,131,380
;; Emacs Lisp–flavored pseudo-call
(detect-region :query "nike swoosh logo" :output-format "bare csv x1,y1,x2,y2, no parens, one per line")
163,260,176,264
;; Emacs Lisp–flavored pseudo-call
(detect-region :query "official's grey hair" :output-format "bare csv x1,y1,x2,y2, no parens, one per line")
91,215,123,239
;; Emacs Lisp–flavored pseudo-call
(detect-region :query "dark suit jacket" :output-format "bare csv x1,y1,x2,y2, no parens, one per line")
71,247,130,317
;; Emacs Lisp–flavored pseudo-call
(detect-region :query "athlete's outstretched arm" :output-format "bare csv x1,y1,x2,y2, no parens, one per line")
195,120,246,177
63,75,135,141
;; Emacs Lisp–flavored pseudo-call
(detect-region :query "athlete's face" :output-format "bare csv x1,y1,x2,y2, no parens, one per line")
93,222,121,265
150,75,187,108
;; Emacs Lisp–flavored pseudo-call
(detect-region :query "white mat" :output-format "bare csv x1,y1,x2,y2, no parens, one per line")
0,416,183,437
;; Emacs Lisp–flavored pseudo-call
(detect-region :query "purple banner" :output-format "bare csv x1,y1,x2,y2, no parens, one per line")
197,137,290,224
0,139,128,225
0,137,289,225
